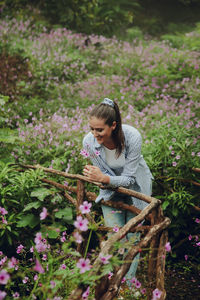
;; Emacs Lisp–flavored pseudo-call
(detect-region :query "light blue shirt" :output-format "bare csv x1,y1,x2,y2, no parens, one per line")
83,124,153,209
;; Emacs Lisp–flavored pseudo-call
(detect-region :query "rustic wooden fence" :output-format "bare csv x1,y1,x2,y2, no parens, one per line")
20,164,171,300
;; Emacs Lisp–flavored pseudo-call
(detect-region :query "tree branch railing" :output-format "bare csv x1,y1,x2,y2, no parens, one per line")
19,163,171,300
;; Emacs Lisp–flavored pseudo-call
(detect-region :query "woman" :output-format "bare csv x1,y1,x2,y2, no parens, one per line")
82,98,153,281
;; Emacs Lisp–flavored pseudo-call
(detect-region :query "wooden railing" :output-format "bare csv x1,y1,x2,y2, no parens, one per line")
20,164,171,300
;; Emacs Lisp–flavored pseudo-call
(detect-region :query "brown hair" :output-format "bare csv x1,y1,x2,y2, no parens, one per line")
90,100,125,157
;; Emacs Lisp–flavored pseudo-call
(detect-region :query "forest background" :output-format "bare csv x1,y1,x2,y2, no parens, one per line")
0,0,200,299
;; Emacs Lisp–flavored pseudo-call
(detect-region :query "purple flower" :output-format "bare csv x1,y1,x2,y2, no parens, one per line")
33,259,45,273
22,276,29,284
113,226,119,232
0,207,8,215
184,255,188,261
80,149,90,158
195,218,200,223
74,216,89,231
99,253,112,264
79,201,92,214
172,161,177,167
76,258,91,273
8,257,18,269
0,291,6,300
165,242,171,252
152,288,162,299
82,286,90,299
188,234,192,240
95,150,100,156
0,269,10,284
16,244,24,254
13,292,20,299
130,277,137,285
40,207,48,220
108,271,113,279
73,231,83,244
135,280,141,288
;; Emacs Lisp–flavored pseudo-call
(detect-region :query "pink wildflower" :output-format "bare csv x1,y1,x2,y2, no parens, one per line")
165,242,171,252
0,291,6,300
195,218,200,223
99,253,112,264
108,271,113,280
40,207,48,220
172,161,177,167
80,149,90,158
79,201,92,214
22,276,29,284
77,258,91,273
113,226,119,232
13,292,20,299
8,257,18,269
188,234,192,240
0,269,10,284
184,255,188,261
73,231,83,244
82,286,90,299
0,207,8,215
130,277,137,285
135,280,141,288
95,150,100,156
16,244,24,254
74,216,89,231
60,264,66,269
152,288,162,299
121,277,126,284
33,259,45,273
50,281,56,288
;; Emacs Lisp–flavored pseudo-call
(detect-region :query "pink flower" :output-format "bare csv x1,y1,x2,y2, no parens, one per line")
95,150,100,156
108,271,113,280
50,281,56,288
79,201,92,214
33,259,45,273
196,242,200,246
73,231,83,244
135,280,141,288
40,207,48,220
0,207,8,215
165,242,171,252
80,149,90,158
16,244,24,254
141,288,146,294
76,258,91,273
60,264,66,269
172,161,177,167
0,291,6,300
13,292,20,299
184,255,188,261
195,218,200,223
152,288,162,299
0,269,10,284
121,277,126,284
82,286,90,299
113,226,119,232
130,277,137,285
188,234,192,240
99,253,112,264
175,155,180,160
22,276,29,284
74,216,89,231
8,257,18,269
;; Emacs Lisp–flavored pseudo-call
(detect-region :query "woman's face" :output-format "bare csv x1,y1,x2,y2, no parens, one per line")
89,117,116,145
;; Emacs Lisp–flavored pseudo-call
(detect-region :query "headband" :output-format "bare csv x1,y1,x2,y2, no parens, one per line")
101,98,114,107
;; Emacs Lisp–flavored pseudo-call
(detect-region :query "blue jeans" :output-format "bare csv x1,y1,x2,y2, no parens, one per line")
101,194,140,282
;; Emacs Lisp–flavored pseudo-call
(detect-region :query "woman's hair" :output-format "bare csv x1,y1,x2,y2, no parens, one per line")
90,100,125,157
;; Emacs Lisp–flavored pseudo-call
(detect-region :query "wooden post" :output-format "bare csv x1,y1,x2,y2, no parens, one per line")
156,230,168,300
76,179,85,209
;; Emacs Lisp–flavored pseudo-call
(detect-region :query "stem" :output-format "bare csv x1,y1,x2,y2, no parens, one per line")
84,229,93,259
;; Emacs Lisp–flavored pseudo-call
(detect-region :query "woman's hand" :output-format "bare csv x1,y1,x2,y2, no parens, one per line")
83,165,110,184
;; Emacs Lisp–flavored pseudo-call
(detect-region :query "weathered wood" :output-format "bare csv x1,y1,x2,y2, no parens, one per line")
64,192,76,206
77,180,85,209
95,218,171,300
192,167,200,173
20,164,158,204
156,230,168,300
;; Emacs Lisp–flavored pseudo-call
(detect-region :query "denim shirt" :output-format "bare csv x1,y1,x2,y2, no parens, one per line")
83,124,153,209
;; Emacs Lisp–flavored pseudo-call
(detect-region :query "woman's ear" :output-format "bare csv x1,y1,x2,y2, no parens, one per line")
112,121,117,130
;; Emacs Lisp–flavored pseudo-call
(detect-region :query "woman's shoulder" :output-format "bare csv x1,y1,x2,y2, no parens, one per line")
83,132,94,147
122,124,141,138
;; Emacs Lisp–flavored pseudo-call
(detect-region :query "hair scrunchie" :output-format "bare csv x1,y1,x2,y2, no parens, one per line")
101,98,114,107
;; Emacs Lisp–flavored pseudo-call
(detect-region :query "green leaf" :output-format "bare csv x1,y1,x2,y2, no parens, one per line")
162,200,170,210
31,188,52,201
23,201,41,211
17,214,40,228
55,207,73,220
